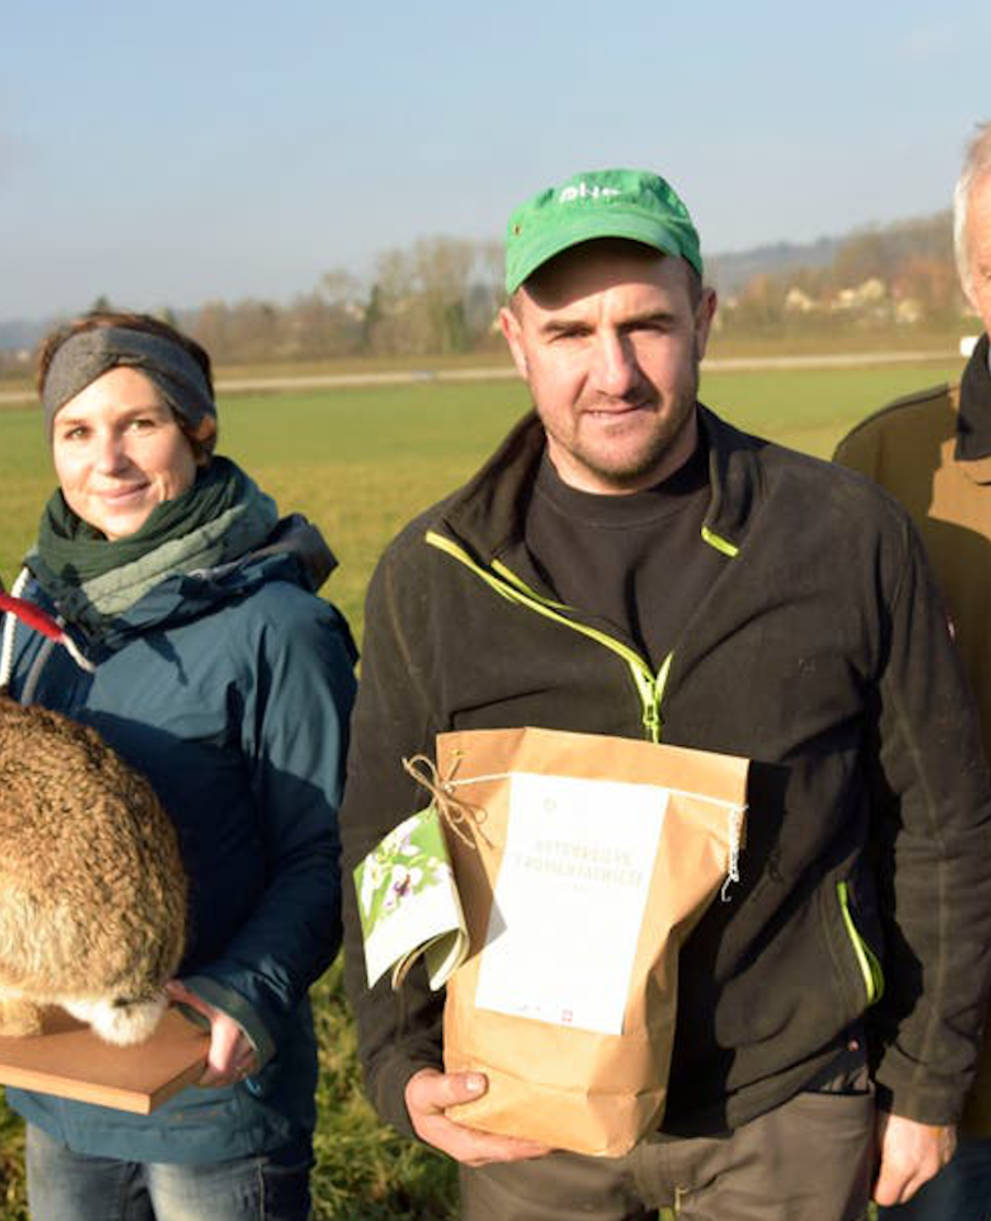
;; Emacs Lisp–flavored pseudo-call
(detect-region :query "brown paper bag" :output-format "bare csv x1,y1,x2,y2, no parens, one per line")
430,725,748,1157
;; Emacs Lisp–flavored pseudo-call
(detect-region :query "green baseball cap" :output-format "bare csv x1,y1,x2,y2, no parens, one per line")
504,168,702,295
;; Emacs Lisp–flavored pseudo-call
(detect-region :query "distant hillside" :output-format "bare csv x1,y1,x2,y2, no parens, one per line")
0,210,958,361
708,210,953,298
2,241,853,350
706,237,839,296
0,319,48,353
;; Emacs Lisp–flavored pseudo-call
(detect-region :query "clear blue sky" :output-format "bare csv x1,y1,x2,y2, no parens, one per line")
3,0,989,321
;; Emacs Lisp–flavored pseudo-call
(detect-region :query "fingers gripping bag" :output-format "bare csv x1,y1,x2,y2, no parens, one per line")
425,726,749,1157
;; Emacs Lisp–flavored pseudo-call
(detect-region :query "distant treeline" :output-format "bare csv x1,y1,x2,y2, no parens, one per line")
0,212,974,376
714,210,969,337
180,236,509,366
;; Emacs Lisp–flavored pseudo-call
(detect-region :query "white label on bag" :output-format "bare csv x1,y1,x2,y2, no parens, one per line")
474,772,667,1035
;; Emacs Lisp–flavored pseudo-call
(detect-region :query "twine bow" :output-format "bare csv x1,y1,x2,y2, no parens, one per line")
402,753,491,848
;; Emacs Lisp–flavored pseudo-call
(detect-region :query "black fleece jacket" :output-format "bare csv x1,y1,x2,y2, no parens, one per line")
340,405,991,1138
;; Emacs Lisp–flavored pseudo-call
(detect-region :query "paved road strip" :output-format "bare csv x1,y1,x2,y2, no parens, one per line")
0,349,958,407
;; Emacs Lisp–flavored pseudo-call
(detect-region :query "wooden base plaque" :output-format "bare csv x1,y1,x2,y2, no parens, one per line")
0,1006,208,1114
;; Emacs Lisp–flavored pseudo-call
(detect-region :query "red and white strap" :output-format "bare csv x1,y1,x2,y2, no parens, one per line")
0,592,95,674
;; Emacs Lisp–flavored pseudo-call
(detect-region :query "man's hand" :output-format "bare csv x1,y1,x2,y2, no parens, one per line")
405,1067,552,1166
873,1110,956,1206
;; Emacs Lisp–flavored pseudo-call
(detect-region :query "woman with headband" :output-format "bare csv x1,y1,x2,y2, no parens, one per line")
0,310,357,1220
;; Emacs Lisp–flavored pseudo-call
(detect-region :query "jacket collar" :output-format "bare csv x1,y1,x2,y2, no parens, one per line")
942,335,991,486
956,332,991,463
437,404,762,562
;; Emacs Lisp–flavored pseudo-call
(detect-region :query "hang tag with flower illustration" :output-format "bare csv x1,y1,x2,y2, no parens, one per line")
354,806,468,991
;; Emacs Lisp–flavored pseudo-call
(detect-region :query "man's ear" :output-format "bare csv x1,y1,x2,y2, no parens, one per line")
499,305,529,380
694,287,718,363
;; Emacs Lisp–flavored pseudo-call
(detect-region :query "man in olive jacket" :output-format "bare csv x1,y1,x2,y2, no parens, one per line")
835,121,991,1221
342,167,991,1220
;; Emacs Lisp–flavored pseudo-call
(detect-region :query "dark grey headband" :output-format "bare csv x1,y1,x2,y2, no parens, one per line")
42,326,217,447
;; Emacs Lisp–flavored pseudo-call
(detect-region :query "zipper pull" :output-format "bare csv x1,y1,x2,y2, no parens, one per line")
642,700,661,744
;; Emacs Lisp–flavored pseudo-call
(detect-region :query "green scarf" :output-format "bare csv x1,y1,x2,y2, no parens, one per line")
29,456,279,629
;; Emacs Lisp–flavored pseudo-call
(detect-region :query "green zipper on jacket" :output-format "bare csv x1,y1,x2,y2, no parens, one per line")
426,530,670,742
701,525,739,558
836,880,885,1006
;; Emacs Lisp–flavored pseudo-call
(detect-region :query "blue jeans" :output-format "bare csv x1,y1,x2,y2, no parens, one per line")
26,1124,312,1221
878,1135,991,1221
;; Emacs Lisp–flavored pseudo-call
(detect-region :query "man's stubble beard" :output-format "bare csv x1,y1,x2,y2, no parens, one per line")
569,363,701,492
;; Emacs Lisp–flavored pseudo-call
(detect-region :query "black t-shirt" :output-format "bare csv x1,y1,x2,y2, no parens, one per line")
523,436,727,671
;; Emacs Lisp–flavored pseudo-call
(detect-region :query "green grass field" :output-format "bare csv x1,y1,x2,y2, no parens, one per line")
0,358,959,1218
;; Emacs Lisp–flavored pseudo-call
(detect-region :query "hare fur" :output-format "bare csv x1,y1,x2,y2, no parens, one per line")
0,696,187,1045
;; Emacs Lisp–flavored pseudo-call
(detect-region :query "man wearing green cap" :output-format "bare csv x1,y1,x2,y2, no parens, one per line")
340,168,991,1219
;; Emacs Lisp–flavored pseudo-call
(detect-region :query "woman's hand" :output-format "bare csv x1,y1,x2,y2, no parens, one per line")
164,980,259,1088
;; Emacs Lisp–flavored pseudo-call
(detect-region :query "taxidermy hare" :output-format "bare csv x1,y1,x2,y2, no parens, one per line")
0,591,188,1046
